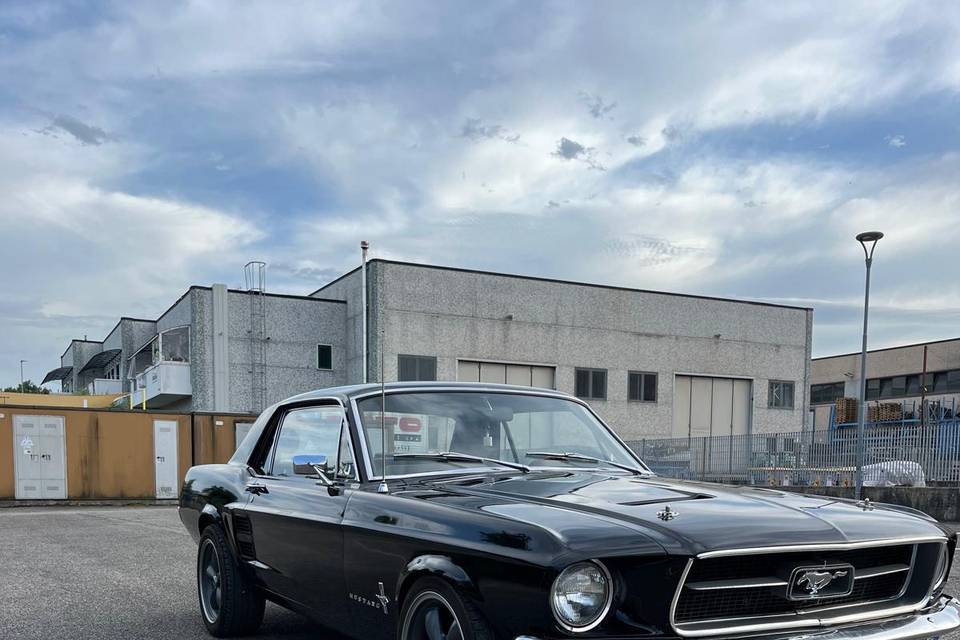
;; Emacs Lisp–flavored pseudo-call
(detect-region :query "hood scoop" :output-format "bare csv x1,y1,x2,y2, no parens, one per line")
619,493,711,506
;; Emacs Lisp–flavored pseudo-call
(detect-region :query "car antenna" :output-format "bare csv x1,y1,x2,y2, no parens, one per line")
377,328,389,494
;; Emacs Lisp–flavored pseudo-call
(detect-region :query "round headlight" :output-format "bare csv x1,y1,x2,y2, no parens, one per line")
550,561,612,632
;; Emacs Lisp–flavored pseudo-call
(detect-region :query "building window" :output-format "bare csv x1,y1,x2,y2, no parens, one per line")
628,371,657,402
864,369,960,400
317,344,333,370
769,380,795,409
575,368,607,400
398,355,437,381
810,381,845,405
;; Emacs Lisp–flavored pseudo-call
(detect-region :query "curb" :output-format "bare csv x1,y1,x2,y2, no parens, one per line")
0,499,178,508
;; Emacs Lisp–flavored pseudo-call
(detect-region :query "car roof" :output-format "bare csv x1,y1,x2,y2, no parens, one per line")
281,381,575,404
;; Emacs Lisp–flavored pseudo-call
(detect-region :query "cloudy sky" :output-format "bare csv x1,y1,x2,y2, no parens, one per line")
3,1,960,387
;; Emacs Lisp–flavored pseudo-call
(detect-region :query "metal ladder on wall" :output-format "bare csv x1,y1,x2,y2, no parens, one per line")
245,261,267,414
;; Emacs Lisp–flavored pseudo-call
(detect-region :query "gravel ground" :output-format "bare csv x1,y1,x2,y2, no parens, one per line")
0,506,957,639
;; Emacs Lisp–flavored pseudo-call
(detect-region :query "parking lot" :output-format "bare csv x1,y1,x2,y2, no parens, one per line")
0,506,330,640
0,506,958,640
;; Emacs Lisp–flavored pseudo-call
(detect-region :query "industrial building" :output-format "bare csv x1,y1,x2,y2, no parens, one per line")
810,337,960,429
44,265,347,413
43,259,813,439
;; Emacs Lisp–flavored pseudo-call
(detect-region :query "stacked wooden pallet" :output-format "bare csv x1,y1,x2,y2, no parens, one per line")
835,397,859,424
868,402,903,422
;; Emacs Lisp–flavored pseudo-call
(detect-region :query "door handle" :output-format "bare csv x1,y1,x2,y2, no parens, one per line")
245,483,268,495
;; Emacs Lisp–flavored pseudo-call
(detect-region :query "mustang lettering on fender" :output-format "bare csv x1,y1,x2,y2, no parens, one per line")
350,582,389,614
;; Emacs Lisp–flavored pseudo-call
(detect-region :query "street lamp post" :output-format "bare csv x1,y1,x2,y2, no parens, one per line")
854,231,883,501
19,359,27,392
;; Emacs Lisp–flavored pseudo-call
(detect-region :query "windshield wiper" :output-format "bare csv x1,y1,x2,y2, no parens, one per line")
524,451,648,476
393,452,530,474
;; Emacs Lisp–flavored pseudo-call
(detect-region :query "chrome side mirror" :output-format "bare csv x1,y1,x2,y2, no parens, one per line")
292,454,333,486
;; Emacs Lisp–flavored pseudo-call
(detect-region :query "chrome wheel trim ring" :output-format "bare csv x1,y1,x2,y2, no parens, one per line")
401,590,464,640
198,538,223,624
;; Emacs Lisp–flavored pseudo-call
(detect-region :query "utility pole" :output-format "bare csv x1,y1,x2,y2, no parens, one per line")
19,359,27,392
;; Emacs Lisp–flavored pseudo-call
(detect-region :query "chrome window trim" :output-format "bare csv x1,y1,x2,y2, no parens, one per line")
670,539,942,637
348,385,652,483
261,397,360,482
550,559,615,633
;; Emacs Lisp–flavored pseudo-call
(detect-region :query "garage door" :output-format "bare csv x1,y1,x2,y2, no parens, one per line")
672,375,751,438
457,360,555,389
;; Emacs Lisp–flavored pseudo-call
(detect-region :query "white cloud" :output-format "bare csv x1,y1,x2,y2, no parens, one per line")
0,124,262,382
4,0,960,383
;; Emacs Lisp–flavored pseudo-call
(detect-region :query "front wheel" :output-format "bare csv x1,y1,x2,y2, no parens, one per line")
197,524,265,637
399,577,495,640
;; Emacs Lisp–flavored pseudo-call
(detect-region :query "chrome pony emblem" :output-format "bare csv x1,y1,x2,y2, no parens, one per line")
788,564,854,600
375,582,390,615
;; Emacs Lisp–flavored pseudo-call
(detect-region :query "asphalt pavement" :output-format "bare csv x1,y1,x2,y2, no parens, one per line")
0,506,957,640
0,506,325,640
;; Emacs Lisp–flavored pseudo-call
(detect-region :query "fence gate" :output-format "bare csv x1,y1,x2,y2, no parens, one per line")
13,415,67,499
153,420,179,499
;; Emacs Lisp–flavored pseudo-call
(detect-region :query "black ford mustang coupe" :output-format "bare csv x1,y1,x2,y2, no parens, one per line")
179,382,960,640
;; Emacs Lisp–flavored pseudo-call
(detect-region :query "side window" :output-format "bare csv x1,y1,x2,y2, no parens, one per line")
268,406,355,478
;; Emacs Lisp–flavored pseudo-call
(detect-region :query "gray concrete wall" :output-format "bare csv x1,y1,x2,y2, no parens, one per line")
104,319,156,392
780,485,959,522
157,292,193,332
125,320,157,360
373,261,811,439
221,291,347,414
813,339,960,385
189,288,213,413
65,340,103,392
313,267,365,384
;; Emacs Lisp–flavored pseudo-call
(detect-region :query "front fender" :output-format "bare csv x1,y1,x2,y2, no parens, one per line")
396,554,478,603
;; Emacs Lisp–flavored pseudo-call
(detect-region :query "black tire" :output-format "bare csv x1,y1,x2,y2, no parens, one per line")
197,524,265,637
399,577,495,640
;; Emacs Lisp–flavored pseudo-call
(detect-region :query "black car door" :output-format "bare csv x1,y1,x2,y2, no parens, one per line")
242,402,358,635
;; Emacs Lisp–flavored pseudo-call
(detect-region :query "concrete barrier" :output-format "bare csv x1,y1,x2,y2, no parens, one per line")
780,485,960,522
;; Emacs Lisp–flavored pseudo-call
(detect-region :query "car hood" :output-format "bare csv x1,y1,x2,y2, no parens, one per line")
429,470,947,556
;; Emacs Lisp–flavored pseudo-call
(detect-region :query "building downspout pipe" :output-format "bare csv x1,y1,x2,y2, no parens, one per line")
361,241,369,384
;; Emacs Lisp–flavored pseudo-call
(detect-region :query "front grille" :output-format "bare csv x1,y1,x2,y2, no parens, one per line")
674,544,915,626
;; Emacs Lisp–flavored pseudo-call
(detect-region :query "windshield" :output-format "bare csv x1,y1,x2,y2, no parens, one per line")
356,391,644,478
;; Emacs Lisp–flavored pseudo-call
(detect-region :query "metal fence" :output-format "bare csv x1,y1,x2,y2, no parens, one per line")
625,421,960,488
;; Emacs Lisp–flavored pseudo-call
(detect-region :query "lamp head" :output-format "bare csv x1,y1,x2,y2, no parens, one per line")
856,230,883,261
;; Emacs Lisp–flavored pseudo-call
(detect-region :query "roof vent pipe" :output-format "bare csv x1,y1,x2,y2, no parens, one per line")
361,241,369,384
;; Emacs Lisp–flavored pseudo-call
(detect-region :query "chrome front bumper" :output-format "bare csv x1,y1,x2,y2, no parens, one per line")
759,597,960,640
515,596,960,640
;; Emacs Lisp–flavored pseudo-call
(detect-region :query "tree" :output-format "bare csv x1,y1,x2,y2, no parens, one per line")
2,380,50,394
